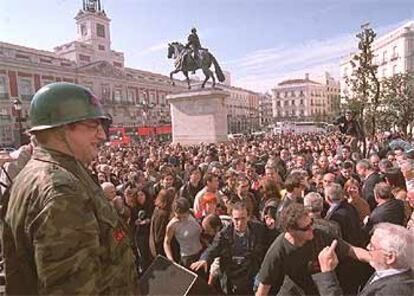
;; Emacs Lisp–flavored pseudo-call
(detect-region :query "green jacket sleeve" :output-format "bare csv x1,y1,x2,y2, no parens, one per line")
32,184,101,295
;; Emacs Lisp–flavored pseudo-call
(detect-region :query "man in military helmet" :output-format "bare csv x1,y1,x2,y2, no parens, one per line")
186,27,203,72
2,82,139,295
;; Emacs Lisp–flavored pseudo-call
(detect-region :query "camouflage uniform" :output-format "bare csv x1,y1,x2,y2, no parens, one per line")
3,147,139,295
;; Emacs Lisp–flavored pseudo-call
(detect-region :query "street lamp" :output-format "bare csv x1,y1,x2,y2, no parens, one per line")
12,98,23,147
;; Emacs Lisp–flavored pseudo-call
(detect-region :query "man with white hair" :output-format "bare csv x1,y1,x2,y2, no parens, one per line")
400,159,414,191
313,223,414,296
303,192,341,238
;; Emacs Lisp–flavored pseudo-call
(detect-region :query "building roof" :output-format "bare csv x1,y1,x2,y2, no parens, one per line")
278,78,320,86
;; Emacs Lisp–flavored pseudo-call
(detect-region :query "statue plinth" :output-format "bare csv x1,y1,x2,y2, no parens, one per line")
167,89,230,145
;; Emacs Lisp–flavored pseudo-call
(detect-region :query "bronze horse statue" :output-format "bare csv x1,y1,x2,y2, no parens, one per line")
167,42,225,89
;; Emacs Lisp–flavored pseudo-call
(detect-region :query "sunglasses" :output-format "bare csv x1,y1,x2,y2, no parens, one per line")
292,219,314,232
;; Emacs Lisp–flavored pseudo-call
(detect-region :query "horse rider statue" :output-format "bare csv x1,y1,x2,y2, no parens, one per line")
168,27,225,89
186,28,203,73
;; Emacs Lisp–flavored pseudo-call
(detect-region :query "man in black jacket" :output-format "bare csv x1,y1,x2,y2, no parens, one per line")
190,202,267,295
356,159,383,211
363,182,405,235
312,223,414,296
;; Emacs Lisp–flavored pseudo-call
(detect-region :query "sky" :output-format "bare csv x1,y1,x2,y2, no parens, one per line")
1,0,414,92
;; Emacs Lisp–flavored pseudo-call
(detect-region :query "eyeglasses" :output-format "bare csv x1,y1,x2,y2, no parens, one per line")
293,219,314,232
76,119,104,130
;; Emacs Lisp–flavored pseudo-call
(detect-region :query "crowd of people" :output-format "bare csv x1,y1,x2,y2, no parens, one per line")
88,128,414,295
1,82,414,295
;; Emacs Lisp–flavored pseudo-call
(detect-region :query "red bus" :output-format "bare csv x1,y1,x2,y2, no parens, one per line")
108,127,131,145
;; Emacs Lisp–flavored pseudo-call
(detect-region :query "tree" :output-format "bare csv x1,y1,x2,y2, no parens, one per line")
343,23,381,155
380,73,414,136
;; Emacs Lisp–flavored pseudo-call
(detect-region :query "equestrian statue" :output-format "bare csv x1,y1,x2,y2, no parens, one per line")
168,27,225,89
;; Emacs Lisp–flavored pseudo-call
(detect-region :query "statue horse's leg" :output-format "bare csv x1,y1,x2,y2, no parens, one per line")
183,71,191,89
170,69,180,86
201,66,215,88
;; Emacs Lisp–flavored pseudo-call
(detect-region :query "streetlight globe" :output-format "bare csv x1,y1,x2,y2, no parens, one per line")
12,98,22,111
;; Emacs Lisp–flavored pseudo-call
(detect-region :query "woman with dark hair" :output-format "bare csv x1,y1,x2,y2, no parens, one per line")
259,177,282,218
384,167,412,225
344,178,370,224
125,184,154,273
149,187,176,258
164,198,202,268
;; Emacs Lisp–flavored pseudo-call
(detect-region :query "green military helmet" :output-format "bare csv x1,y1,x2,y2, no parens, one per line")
28,82,110,132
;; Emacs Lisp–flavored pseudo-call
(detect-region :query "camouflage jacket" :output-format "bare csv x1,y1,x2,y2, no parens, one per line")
3,147,139,295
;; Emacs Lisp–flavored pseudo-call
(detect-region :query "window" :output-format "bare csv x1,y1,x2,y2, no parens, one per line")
114,89,122,103
18,78,33,101
284,101,289,106
81,24,87,36
300,99,304,105
127,89,135,103
97,23,105,38
0,76,9,100
382,51,387,64
276,101,281,107
291,100,295,106
285,91,288,97
300,90,304,96
79,54,91,62
98,45,105,51
276,92,280,98
101,84,111,102
291,91,295,97
392,46,398,59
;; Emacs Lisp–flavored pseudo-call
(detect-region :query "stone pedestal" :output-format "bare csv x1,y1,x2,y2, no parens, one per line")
167,89,230,145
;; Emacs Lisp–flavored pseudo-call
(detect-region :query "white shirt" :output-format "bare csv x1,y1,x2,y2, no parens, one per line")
370,268,410,284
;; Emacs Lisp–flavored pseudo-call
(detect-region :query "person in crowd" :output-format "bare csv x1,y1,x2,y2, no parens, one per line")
343,178,371,225
231,175,259,218
304,192,342,238
312,223,414,296
191,202,267,295
256,203,370,296
369,153,381,173
164,198,202,268
262,205,280,249
363,182,405,235
3,83,139,294
324,183,363,246
153,171,176,197
400,159,414,191
193,172,223,213
259,177,282,216
276,173,304,218
179,166,203,205
356,159,383,211
196,192,220,219
406,190,414,232
335,160,360,187
384,167,412,225
131,187,154,272
149,187,176,258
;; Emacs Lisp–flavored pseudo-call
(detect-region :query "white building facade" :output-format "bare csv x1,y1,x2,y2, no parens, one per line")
340,21,414,98
272,73,340,122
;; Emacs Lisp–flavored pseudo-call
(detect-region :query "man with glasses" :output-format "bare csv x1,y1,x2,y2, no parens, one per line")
2,83,139,295
313,223,414,296
256,203,370,295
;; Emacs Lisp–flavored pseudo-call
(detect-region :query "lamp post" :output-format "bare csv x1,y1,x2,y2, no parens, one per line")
12,98,23,147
